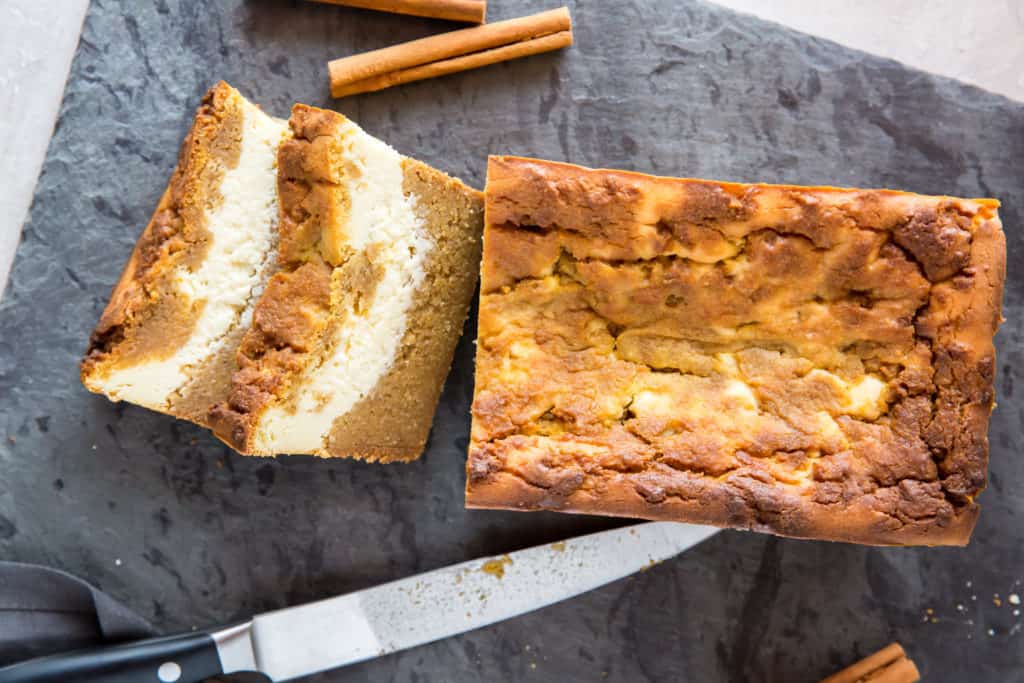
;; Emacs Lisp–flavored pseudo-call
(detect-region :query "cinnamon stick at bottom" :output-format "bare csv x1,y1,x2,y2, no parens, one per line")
331,30,572,97
309,0,486,24
820,643,920,683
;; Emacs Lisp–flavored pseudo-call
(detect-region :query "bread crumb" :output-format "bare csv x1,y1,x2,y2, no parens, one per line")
481,555,512,579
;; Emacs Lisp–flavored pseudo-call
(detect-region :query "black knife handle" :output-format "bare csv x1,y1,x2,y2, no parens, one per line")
0,631,224,683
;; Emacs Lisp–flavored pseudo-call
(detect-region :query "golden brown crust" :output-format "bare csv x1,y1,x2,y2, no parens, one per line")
466,156,1005,546
80,81,244,389
276,104,354,268
208,259,336,450
466,465,979,546
325,158,484,462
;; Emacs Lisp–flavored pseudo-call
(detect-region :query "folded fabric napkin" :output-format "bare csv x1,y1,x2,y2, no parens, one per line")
0,561,154,665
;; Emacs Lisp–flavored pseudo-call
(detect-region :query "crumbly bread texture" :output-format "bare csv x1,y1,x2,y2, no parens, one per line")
466,156,1005,546
208,104,483,461
81,82,287,418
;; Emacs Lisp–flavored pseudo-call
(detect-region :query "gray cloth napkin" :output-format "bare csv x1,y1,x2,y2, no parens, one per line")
0,561,154,665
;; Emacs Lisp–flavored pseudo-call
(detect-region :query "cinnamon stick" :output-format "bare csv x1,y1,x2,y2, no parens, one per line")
328,7,572,98
820,643,920,683
309,0,486,24
332,31,572,97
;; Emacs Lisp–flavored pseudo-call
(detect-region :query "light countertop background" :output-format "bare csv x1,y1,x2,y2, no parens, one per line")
1,0,1022,296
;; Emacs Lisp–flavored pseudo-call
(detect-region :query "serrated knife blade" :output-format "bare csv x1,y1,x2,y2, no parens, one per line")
248,521,717,681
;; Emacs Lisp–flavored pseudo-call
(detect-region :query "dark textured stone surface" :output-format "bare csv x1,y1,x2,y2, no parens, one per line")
1,1,1022,680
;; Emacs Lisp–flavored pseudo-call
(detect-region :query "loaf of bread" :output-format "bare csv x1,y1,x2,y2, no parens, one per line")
466,156,1004,545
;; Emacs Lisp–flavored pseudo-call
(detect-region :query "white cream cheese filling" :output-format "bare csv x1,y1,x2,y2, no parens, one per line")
96,101,287,410
252,120,432,454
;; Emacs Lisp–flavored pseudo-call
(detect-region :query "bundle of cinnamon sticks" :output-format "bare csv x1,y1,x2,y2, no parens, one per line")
322,6,573,98
821,643,920,683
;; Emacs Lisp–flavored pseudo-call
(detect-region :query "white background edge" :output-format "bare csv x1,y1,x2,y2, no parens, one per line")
0,0,90,299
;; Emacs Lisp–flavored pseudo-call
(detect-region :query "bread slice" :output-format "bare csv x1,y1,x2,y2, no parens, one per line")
82,89,483,462
466,155,1005,546
81,82,289,421
207,105,483,461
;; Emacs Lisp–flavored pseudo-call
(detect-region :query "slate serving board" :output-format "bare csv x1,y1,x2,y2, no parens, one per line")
1,1,1022,680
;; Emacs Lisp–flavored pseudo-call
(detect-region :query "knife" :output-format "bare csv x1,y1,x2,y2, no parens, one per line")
0,522,717,682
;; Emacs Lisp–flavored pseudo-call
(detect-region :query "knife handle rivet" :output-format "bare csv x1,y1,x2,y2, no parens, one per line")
157,661,182,682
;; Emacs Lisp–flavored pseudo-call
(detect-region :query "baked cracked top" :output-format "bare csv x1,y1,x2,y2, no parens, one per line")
466,156,1005,546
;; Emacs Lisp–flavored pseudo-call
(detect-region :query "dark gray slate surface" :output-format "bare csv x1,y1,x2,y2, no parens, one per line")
1,0,1022,680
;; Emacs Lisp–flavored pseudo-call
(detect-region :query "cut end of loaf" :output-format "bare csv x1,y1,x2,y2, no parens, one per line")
207,103,484,461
